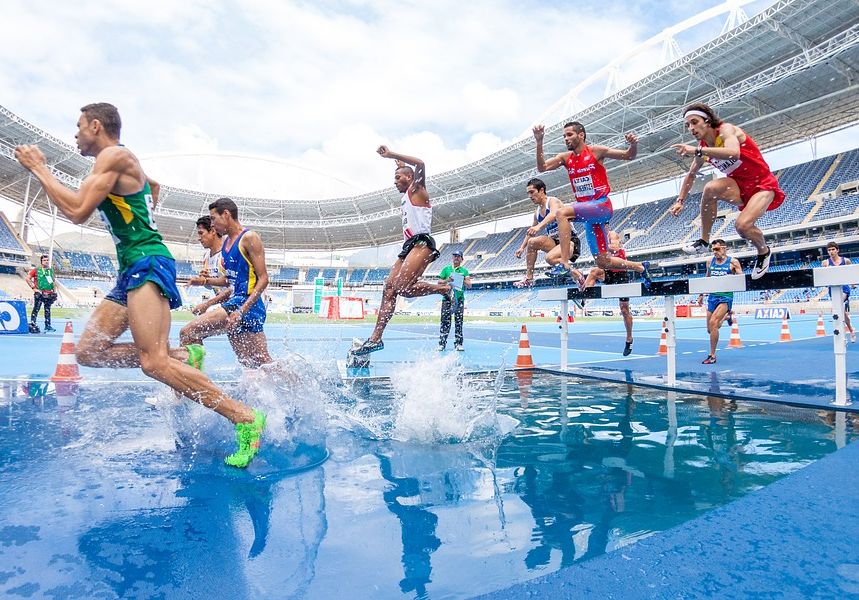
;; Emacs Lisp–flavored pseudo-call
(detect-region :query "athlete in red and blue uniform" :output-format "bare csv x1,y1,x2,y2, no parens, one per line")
533,122,652,287
670,102,784,280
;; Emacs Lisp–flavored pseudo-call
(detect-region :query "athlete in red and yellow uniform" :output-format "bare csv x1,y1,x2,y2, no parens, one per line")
670,102,784,279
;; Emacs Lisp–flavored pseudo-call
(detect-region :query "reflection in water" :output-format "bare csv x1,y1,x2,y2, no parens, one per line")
1,373,857,599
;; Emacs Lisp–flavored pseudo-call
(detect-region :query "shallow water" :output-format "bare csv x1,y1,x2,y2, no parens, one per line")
0,368,856,599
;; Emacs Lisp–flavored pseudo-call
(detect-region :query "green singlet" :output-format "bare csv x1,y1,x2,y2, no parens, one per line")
97,180,173,272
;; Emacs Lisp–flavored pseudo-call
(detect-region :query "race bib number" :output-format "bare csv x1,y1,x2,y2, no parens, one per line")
709,156,741,176
573,175,595,198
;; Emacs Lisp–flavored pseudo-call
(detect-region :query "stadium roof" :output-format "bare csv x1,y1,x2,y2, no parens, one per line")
0,0,857,251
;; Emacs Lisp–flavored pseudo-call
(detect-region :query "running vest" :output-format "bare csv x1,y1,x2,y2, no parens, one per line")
709,255,734,298
566,146,610,202
97,180,172,272
401,187,432,240
701,127,772,183
608,247,626,273
537,204,559,238
828,257,851,296
202,249,224,276
34,267,55,291
221,229,258,297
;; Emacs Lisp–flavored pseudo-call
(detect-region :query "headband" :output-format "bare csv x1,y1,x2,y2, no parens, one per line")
684,110,710,121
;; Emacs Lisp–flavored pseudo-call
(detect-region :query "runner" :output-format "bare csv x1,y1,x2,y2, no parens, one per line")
179,198,277,369
701,239,742,365
821,240,856,343
513,177,584,288
184,214,229,316
582,230,636,355
353,146,452,355
14,103,264,468
533,123,652,286
669,103,784,280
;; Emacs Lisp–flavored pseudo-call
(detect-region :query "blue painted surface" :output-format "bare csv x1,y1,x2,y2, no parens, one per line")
2,316,858,598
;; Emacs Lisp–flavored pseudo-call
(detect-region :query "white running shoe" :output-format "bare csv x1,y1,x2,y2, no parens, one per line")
751,249,772,280
682,238,709,255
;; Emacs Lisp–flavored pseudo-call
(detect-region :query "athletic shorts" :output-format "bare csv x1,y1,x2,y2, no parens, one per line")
222,295,267,334
549,234,582,263
398,233,439,262
707,294,733,313
736,174,785,212
572,196,613,255
107,255,182,310
604,269,631,301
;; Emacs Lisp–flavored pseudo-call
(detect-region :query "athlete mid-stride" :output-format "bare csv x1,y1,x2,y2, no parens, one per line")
14,103,265,468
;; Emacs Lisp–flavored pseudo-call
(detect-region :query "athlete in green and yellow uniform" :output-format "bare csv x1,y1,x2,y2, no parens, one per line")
15,103,265,468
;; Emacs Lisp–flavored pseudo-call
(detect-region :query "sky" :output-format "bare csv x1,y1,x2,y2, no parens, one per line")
2,0,856,259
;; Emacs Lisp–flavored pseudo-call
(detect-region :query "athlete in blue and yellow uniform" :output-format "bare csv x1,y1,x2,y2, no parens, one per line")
701,239,742,365
180,197,275,369
14,103,265,468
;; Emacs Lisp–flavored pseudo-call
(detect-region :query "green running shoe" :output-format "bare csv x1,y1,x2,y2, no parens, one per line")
186,344,206,371
225,409,266,468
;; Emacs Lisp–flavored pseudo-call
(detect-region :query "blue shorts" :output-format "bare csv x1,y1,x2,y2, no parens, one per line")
107,255,182,310
707,294,733,313
222,295,266,334
572,196,613,256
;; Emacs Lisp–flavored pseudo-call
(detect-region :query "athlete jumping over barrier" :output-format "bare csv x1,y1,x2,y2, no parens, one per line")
670,103,784,280
533,123,652,286
514,177,584,288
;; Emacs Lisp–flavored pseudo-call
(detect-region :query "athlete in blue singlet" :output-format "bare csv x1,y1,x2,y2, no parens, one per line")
180,197,275,368
702,239,742,364
822,240,856,343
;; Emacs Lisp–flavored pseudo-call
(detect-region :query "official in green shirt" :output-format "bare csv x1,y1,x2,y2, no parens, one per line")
438,251,471,351
28,254,58,333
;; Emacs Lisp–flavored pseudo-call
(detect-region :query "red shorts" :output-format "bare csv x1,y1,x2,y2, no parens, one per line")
735,173,785,212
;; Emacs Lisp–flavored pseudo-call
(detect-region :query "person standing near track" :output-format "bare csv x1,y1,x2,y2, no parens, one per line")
353,146,452,356
669,103,784,280
180,198,277,369
701,239,742,365
437,250,471,351
27,254,58,333
513,177,584,288
533,123,652,286
821,241,856,343
582,230,636,356
14,103,265,468
184,215,229,315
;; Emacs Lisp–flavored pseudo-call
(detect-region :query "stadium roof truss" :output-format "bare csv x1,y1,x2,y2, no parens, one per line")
0,0,857,251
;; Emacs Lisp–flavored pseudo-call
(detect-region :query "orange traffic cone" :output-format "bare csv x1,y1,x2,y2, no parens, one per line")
816,314,826,337
657,329,668,355
779,317,792,342
51,321,82,382
728,316,743,348
515,325,535,368
567,314,574,323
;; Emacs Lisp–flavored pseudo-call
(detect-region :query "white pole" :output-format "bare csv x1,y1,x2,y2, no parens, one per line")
664,391,677,478
665,296,676,385
835,411,846,449
831,286,850,406
47,204,58,268
560,298,569,370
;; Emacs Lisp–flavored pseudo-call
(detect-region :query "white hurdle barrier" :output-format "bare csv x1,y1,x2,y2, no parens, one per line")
538,263,859,407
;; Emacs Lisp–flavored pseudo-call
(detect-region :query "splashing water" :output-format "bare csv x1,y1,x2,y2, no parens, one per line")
388,353,517,444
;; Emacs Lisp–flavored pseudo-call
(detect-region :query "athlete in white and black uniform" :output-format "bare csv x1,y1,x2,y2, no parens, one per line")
353,146,453,355
185,215,229,316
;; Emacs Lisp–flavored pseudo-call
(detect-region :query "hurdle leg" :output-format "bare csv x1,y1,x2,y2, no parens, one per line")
665,296,676,385
831,286,850,406
560,298,569,370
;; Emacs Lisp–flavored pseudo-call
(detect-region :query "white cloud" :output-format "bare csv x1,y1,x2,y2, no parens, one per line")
3,0,773,201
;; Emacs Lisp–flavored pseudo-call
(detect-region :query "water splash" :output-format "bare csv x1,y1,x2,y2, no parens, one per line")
389,353,517,444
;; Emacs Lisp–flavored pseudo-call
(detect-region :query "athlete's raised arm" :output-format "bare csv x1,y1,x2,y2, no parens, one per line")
533,125,569,172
